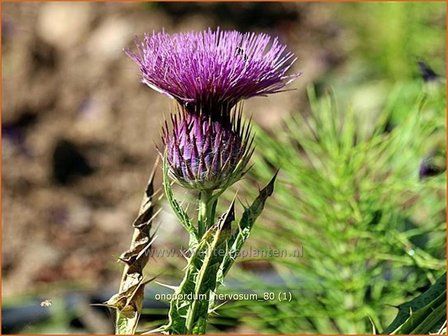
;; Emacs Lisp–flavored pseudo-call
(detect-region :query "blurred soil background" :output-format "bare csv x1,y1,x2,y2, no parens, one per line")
2,1,445,333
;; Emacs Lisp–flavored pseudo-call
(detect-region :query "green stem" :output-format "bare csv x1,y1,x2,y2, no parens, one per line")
164,190,221,334
197,190,215,238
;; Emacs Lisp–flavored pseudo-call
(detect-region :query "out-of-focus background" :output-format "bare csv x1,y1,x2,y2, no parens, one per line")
2,2,446,334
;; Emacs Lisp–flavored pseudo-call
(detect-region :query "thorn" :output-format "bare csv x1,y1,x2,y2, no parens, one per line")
142,273,161,286
155,281,178,291
91,303,115,308
144,156,160,198
260,169,279,197
209,300,228,313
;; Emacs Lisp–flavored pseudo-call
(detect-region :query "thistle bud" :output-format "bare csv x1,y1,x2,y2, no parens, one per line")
162,106,253,191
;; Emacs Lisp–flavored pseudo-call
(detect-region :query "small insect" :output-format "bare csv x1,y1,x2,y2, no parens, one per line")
235,47,248,61
40,299,52,307
417,61,438,82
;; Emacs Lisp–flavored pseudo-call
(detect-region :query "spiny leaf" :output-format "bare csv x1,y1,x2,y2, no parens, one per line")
161,201,236,334
220,172,278,278
162,153,198,243
383,272,446,334
118,236,152,265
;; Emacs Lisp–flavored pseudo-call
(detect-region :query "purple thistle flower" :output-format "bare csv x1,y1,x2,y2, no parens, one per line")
126,28,300,114
162,105,254,191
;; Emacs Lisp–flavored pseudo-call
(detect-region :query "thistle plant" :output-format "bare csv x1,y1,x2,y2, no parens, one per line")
121,28,299,334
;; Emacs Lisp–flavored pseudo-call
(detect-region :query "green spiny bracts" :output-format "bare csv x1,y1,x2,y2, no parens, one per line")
162,105,254,192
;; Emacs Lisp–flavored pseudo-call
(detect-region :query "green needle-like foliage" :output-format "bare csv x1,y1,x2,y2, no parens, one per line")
216,81,445,334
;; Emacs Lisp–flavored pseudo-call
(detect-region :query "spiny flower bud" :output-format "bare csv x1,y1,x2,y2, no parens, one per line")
162,106,253,191
126,28,300,114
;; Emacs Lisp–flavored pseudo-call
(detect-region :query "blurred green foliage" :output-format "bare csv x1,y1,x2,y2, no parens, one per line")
333,2,446,81
217,79,445,334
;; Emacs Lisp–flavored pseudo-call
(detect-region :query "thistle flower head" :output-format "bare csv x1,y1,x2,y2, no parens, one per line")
127,28,300,113
162,105,253,191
